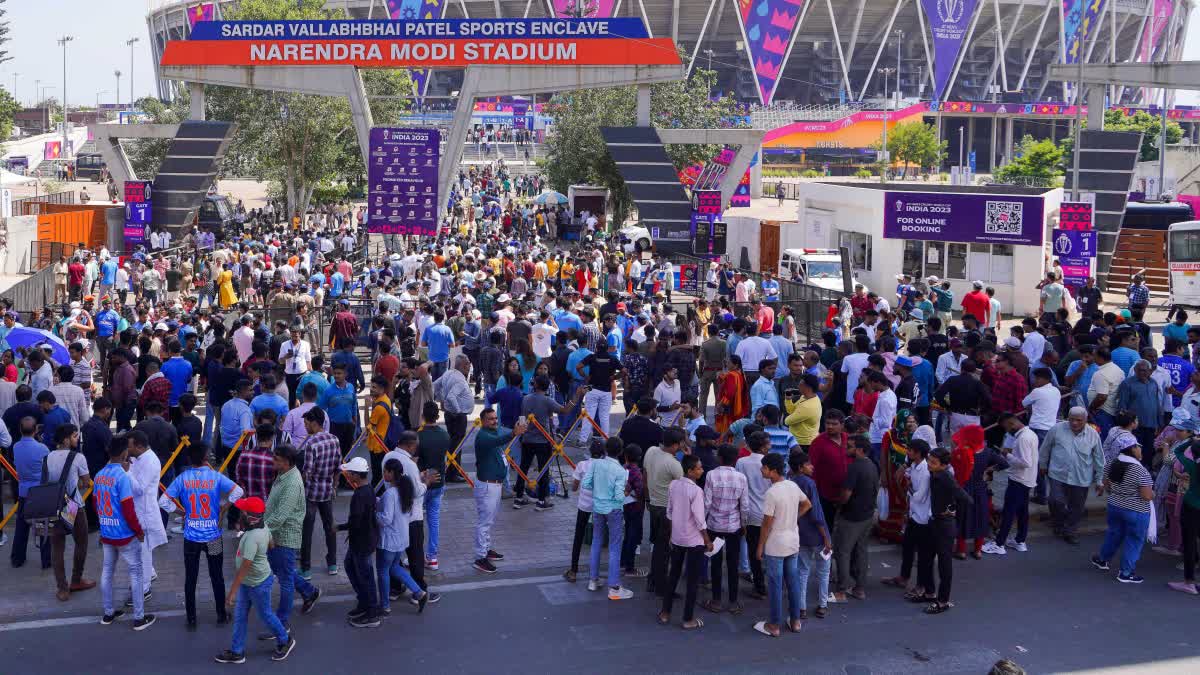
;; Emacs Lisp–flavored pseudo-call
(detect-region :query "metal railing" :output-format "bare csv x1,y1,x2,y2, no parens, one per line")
11,190,77,216
1,265,56,315
29,242,78,271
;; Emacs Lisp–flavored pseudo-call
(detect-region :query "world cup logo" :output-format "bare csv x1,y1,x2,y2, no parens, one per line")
937,0,964,24
1054,232,1072,256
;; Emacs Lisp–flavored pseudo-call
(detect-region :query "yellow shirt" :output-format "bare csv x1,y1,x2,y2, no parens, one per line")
546,259,560,278
368,396,392,454
784,395,822,446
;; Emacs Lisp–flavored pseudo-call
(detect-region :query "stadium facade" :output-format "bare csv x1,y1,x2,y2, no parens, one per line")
147,0,1193,105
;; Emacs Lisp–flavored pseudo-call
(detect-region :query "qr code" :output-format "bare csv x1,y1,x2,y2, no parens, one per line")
985,201,1024,235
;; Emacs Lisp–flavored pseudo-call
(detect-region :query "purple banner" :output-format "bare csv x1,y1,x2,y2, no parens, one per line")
124,180,152,250
1063,0,1106,65
883,191,1045,246
511,100,529,130
733,0,805,104
921,0,978,102
552,0,617,18
368,127,440,236
386,0,444,100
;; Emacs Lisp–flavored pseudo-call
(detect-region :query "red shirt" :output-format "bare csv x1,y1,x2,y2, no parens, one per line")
68,262,85,286
809,432,852,502
989,367,1029,415
961,290,991,324
850,294,873,320
375,354,399,384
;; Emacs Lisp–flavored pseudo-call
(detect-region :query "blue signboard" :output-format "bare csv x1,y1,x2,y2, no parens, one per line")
187,18,653,41
1051,229,1096,259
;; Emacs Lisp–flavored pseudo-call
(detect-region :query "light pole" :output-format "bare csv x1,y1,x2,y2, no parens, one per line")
878,67,895,182
96,90,110,108
894,29,903,104
58,35,75,158
114,70,122,106
958,125,965,173
39,85,56,133
10,72,17,99
34,78,39,106
126,37,140,106
703,48,715,71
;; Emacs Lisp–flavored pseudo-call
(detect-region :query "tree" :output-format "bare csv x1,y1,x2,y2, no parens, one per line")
0,87,19,145
205,0,410,216
994,134,1063,183
877,122,946,178
0,0,11,65
124,93,192,179
1102,108,1183,162
542,68,743,225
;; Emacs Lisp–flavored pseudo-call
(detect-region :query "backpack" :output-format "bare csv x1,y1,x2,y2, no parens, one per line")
24,449,81,537
373,401,405,451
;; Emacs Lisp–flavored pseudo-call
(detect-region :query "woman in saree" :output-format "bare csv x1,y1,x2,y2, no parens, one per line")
217,262,238,309
877,410,933,543
715,354,750,435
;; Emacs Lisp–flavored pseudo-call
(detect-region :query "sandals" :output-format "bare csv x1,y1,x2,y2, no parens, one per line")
815,606,827,619
788,620,803,633
753,620,778,637
880,576,907,588
682,618,704,630
656,612,671,625
699,599,723,614
728,602,744,615
562,570,577,583
906,593,937,604
923,602,953,615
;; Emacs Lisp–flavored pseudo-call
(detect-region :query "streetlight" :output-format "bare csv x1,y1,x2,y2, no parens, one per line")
34,78,39,106
58,35,75,158
959,125,965,174
703,48,715,71
893,29,903,104
114,70,122,106
96,90,110,108
126,37,140,106
39,85,56,132
878,67,895,182
10,72,17,99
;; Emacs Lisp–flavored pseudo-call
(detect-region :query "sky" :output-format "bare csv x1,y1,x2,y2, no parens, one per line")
0,1,1197,109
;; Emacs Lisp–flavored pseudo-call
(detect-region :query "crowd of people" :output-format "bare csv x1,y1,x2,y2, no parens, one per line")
2,166,1197,667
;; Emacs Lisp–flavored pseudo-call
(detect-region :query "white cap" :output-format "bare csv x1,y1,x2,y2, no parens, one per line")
926,276,940,284
155,322,169,331
972,280,984,288
340,457,370,473
496,294,511,303
69,301,80,309
1004,336,1021,350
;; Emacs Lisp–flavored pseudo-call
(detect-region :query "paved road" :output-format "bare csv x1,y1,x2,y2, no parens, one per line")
1,529,1197,674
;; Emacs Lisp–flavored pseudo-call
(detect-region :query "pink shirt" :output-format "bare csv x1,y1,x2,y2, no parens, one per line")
757,305,775,334
667,477,707,547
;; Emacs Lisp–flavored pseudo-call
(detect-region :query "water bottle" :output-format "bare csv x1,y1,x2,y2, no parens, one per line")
549,480,557,497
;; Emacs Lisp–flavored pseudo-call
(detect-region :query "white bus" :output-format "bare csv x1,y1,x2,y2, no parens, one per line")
1168,220,1200,309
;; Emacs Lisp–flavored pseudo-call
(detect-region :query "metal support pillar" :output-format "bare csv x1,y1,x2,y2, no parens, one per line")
637,84,652,126
188,82,205,120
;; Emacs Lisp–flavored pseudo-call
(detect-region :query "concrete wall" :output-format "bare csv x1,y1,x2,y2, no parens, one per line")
0,215,37,274
1134,145,1200,198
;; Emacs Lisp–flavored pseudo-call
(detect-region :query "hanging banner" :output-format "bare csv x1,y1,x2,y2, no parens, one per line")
883,191,1045,246
43,141,62,160
1063,0,1106,65
733,0,805,105
920,0,979,102
511,100,529,130
1140,0,1174,62
386,0,446,101
187,3,215,29
124,180,153,251
368,127,440,236
551,1,617,18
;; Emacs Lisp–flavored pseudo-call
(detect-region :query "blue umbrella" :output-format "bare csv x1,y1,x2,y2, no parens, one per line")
535,191,569,206
5,327,69,363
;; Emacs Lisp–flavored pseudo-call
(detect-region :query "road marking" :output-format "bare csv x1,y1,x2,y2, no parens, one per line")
0,573,565,633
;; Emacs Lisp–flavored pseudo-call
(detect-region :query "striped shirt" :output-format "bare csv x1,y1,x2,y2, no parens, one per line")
765,425,798,456
703,466,748,533
1105,458,1152,513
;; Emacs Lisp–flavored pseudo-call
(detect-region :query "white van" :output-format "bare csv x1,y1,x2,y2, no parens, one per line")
779,248,862,293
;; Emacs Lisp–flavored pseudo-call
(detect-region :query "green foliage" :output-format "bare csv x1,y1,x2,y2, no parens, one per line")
0,0,10,65
542,68,743,225
310,181,349,204
204,0,410,215
994,134,1063,182
877,122,946,177
0,86,19,146
801,169,821,178
1102,109,1183,162
854,168,873,179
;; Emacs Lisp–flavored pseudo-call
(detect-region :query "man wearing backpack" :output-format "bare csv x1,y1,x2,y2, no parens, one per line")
45,423,96,601
367,376,397,482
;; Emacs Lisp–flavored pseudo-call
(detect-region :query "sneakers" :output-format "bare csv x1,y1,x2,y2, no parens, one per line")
1117,573,1145,584
298,568,313,581
0,531,8,546
347,608,368,621
410,592,441,605
132,614,156,631
534,501,554,511
587,579,600,592
301,587,321,614
512,497,530,509
486,549,504,561
348,615,381,628
125,590,152,607
426,558,439,571
214,651,246,664
1090,556,1110,571
981,542,1007,556
328,565,339,576
100,609,125,625
170,524,184,535
259,626,292,641
608,586,633,600
1168,581,1199,595
389,588,405,601
1010,541,1028,552
473,558,498,574
271,637,297,661
1152,545,1182,557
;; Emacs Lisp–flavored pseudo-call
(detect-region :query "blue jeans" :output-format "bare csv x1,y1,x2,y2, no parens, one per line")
764,553,802,626
423,487,444,560
795,546,830,611
869,442,882,466
202,399,216,445
1032,428,1050,499
589,510,624,589
376,548,421,611
101,542,144,620
1098,505,1150,576
995,481,1031,545
231,575,288,655
343,550,378,617
266,546,317,626
1093,410,1116,445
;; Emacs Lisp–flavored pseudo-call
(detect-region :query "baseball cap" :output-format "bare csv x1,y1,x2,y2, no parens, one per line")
1003,336,1021,350
895,356,914,368
909,308,924,320
233,496,265,515
971,280,984,289
154,322,168,332
341,457,370,473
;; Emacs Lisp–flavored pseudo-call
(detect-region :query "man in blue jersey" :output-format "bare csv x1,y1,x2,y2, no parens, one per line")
93,438,155,630
161,441,244,630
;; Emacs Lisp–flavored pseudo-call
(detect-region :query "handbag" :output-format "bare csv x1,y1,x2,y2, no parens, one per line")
23,449,81,537
876,485,890,521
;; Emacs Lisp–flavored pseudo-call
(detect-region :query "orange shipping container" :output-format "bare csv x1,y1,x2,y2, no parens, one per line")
34,203,109,250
